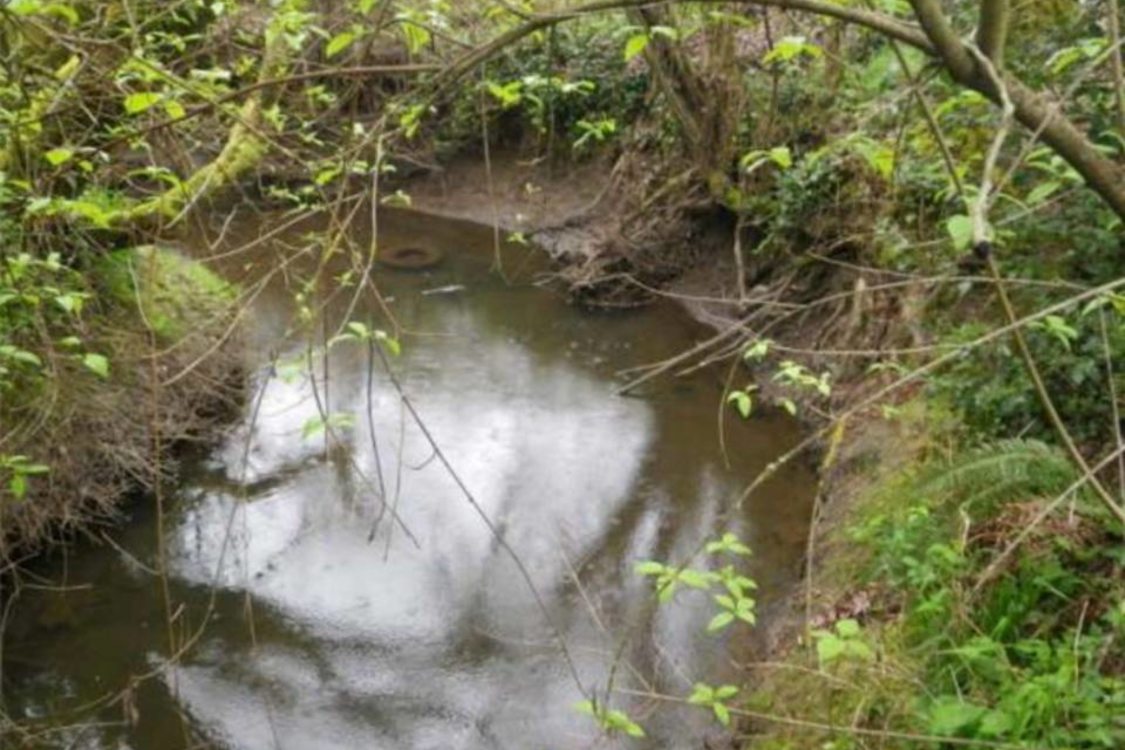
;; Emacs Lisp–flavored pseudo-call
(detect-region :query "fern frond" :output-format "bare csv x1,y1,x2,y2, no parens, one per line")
912,439,1082,511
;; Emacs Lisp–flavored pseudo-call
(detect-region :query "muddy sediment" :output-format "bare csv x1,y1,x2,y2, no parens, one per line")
400,151,745,311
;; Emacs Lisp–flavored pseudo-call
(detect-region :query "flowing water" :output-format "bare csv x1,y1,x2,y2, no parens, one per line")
1,208,814,749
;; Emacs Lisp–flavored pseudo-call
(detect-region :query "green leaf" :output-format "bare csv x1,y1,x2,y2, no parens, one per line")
314,165,342,186
1035,314,1078,349
767,146,792,169
46,2,78,24
605,709,645,738
979,710,1013,737
678,569,714,589
578,701,646,738
301,412,356,441
380,190,412,207
688,684,713,704
347,321,371,339
706,532,752,556
376,330,401,356
635,560,666,576
722,572,757,597
815,633,845,664
743,338,772,361
1026,180,1061,205
927,699,986,736
846,640,874,661
124,92,162,115
763,36,822,65
946,215,973,252
727,390,752,419
54,54,80,80
835,618,861,638
575,699,597,716
302,416,326,440
163,99,186,119
485,80,523,108
44,147,74,166
326,31,356,58
64,200,111,228
623,33,649,61
623,719,645,738
712,702,731,726
9,474,27,500
82,353,109,379
54,292,84,314
8,0,79,25
400,20,431,55
863,145,895,180
707,611,735,632
1,346,42,367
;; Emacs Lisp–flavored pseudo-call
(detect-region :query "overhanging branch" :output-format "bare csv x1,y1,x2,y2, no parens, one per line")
435,0,933,91
437,0,1125,220
909,0,1125,219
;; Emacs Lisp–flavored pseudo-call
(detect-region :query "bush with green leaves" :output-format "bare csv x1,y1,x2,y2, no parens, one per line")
846,438,1125,747
422,14,648,159
1,250,113,501
933,301,1125,448
574,533,758,740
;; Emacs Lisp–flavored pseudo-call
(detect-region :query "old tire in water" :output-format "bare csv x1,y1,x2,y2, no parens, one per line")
379,245,443,270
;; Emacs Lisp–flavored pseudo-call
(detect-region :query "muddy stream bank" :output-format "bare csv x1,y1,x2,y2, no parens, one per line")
2,207,814,749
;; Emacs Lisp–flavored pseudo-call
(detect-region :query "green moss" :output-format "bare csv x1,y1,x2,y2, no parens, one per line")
120,99,267,222
97,246,236,340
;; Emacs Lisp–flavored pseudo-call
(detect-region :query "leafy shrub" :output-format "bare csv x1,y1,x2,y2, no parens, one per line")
849,439,1125,747
932,305,1125,448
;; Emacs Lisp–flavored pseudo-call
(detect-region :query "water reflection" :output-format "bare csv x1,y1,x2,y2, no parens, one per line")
2,209,813,749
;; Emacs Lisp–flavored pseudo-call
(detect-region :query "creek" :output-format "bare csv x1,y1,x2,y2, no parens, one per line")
2,208,813,749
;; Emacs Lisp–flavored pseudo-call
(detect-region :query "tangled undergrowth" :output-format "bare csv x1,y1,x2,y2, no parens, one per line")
0,246,241,568
1,0,1124,748
743,417,1125,749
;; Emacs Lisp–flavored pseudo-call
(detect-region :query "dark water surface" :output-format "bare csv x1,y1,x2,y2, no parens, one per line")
2,208,814,749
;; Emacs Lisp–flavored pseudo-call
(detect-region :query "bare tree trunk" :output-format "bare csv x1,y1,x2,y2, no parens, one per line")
117,12,291,224
629,4,747,198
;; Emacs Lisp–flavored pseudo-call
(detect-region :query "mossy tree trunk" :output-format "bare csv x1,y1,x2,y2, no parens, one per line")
116,16,291,224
